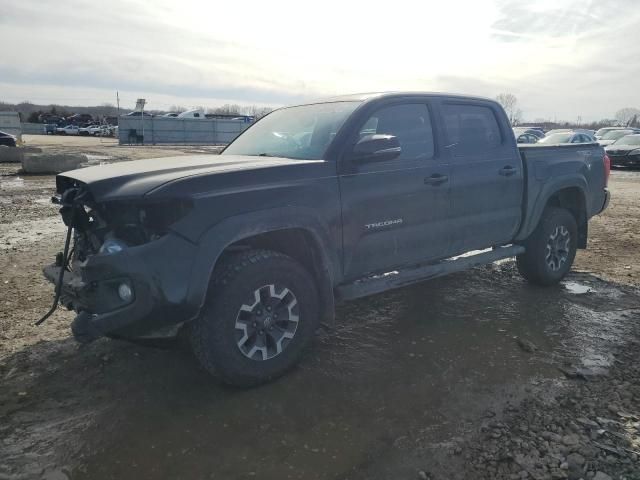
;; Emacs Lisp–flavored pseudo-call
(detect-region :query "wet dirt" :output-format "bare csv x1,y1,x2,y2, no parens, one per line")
1,151,640,479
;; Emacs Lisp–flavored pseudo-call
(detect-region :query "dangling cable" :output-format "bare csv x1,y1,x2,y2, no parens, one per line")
36,226,73,325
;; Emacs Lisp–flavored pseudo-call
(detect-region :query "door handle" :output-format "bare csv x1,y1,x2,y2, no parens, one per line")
424,174,449,186
499,166,517,176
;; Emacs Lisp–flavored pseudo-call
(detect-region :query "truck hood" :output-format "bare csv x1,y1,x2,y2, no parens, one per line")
57,154,322,202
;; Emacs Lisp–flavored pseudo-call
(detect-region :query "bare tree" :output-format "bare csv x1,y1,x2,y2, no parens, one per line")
615,108,640,126
495,93,522,126
246,105,273,119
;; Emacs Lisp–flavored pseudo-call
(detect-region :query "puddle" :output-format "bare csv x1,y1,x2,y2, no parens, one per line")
563,281,592,294
72,267,640,480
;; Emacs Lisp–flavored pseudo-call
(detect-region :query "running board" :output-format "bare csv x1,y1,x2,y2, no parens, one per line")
336,245,525,301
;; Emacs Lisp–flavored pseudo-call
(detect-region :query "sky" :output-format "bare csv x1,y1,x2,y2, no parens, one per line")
0,0,638,121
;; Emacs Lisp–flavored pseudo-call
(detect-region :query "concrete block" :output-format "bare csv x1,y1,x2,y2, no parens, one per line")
0,146,23,163
22,153,88,174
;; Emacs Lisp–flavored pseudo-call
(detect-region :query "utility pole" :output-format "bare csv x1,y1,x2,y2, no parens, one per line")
116,91,120,116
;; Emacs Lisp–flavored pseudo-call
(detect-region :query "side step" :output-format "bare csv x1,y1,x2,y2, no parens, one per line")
336,245,525,301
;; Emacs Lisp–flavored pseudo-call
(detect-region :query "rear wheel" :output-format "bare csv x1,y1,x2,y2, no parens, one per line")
517,207,577,286
190,249,319,387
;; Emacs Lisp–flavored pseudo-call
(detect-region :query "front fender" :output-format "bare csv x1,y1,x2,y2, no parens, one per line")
184,206,340,321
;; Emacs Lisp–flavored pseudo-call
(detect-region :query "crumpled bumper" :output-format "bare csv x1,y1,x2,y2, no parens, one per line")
43,232,198,342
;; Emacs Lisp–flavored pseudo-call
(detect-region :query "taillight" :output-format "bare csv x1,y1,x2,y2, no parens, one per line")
603,153,611,185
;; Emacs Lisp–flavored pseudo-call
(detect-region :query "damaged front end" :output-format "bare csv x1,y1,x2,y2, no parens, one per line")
40,175,197,343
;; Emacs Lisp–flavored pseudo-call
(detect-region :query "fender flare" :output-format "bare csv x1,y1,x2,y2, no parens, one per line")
516,175,588,242
184,206,339,324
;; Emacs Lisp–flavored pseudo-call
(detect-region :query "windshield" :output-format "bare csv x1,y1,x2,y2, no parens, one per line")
539,133,572,143
602,130,632,140
222,101,361,160
613,135,640,145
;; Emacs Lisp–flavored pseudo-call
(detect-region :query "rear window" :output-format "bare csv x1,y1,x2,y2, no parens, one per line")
442,104,502,155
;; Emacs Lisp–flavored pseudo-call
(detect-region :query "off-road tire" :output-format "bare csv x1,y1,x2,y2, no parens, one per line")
190,249,319,387
517,207,578,286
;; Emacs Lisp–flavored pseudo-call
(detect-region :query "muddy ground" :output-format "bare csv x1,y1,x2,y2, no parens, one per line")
0,137,639,480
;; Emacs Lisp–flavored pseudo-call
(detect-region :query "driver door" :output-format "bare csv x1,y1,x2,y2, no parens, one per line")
339,102,452,280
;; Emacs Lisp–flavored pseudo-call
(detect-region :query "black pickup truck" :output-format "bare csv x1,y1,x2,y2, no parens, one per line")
43,92,610,386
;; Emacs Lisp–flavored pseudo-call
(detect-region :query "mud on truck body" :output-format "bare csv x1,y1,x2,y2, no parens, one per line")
42,92,610,386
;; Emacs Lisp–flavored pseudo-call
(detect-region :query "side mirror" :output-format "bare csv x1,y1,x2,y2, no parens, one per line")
352,134,402,162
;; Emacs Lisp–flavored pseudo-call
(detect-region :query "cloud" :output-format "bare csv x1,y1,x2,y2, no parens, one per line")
1,0,638,120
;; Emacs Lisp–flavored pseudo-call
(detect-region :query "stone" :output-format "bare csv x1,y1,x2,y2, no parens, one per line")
566,453,585,468
562,434,580,446
592,472,612,480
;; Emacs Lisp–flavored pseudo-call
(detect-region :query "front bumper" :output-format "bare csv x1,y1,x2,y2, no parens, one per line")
43,232,198,342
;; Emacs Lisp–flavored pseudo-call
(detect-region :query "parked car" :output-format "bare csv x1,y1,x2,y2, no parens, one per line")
595,127,626,140
177,109,205,118
65,113,93,124
56,125,81,135
538,131,595,144
161,112,180,117
515,132,539,144
513,127,544,139
605,134,640,167
43,92,610,386
0,130,17,147
125,111,153,117
79,125,111,136
597,128,640,147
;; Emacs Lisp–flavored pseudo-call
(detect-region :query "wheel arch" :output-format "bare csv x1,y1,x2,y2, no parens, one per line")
517,178,589,248
186,207,338,326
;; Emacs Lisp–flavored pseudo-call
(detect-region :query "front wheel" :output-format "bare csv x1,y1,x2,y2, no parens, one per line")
516,207,578,286
190,249,319,387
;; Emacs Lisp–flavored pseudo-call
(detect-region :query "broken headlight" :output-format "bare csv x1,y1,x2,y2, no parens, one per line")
98,233,128,255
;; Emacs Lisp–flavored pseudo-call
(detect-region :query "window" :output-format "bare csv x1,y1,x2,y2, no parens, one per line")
442,104,502,155
357,104,434,160
223,101,361,160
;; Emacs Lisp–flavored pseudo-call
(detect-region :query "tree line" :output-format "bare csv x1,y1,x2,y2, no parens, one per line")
494,93,639,129
0,101,273,123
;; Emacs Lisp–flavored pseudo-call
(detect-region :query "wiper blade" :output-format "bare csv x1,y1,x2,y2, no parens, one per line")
257,153,273,157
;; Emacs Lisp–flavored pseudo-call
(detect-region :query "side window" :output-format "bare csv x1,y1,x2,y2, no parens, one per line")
357,104,434,160
442,104,502,155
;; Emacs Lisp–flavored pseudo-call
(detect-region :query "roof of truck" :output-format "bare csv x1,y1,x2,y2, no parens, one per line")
301,91,495,106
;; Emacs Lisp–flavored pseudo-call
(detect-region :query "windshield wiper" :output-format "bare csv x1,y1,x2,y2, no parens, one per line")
257,153,273,157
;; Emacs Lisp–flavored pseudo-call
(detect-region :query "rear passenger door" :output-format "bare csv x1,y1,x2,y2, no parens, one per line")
439,101,523,255
339,101,451,279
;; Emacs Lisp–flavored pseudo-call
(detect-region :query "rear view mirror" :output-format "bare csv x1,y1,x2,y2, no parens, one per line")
353,134,402,162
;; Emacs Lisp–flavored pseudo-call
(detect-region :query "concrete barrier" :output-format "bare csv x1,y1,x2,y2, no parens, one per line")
0,146,24,163
22,153,88,174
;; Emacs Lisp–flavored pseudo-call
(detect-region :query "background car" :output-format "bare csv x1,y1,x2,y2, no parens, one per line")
79,125,112,136
56,125,81,135
595,127,627,140
605,134,640,167
537,131,595,144
513,127,545,139
516,132,539,144
0,130,17,147
597,128,640,147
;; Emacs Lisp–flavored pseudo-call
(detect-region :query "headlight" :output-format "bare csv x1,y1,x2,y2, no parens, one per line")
99,234,128,255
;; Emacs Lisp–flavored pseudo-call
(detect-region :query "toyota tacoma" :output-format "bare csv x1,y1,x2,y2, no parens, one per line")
41,92,610,386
